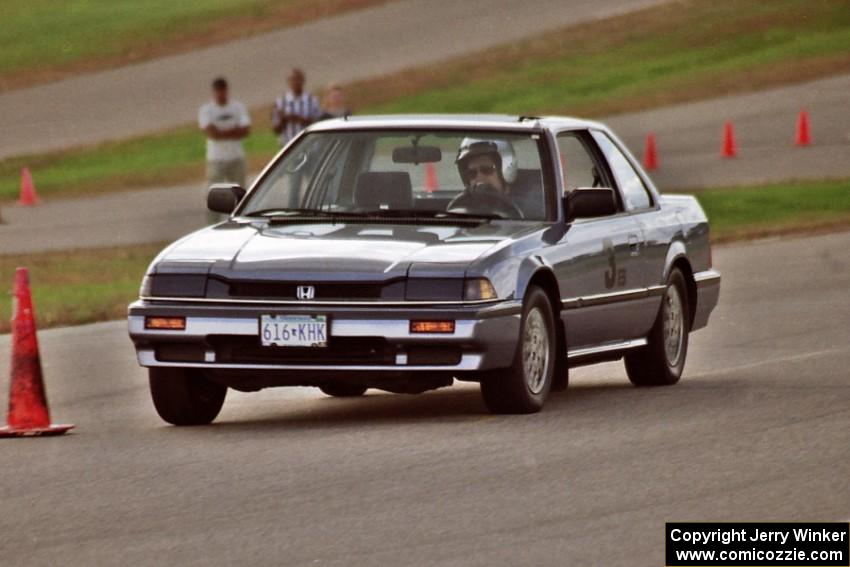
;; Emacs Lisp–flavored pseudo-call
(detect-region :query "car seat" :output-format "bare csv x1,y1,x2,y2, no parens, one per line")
354,172,414,210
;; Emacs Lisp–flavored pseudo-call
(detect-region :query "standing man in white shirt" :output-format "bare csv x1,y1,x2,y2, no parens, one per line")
198,77,251,223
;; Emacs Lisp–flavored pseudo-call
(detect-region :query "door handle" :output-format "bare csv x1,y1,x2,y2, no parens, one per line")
628,234,640,256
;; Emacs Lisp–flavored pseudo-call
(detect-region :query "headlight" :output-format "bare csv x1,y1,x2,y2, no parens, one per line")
405,278,464,301
141,274,207,297
463,278,497,301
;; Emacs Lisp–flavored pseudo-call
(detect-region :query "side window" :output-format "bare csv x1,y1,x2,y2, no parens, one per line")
590,131,653,211
556,132,600,193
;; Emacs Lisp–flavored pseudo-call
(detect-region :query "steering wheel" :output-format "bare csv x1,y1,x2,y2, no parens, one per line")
447,183,524,219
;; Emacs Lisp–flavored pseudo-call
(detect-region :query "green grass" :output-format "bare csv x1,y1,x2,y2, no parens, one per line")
693,179,850,241
0,1,253,72
0,124,281,201
0,243,164,334
0,127,202,200
1,179,848,333
365,0,850,115
0,0,386,89
2,0,850,202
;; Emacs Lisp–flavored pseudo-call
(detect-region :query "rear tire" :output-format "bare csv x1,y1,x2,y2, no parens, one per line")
319,384,368,397
550,318,569,393
625,268,690,386
480,286,556,414
149,367,227,425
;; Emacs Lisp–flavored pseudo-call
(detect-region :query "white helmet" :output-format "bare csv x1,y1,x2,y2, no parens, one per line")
455,138,517,184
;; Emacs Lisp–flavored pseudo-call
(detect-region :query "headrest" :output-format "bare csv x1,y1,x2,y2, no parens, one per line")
354,172,413,210
514,168,542,189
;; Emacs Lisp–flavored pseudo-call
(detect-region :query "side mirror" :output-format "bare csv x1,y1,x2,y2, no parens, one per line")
563,187,617,222
207,183,246,214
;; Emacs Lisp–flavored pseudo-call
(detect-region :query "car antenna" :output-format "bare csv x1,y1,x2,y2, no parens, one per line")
518,115,541,122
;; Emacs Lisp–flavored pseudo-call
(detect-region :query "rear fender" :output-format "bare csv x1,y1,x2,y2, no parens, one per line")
661,239,688,284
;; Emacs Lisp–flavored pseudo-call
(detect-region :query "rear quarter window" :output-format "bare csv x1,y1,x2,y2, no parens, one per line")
590,131,653,211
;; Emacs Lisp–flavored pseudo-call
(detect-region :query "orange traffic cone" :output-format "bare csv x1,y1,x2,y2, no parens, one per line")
721,121,737,158
18,167,40,206
795,109,811,146
0,268,74,437
643,133,659,171
424,162,438,193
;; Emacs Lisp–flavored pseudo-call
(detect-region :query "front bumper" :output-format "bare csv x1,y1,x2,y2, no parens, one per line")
127,299,522,374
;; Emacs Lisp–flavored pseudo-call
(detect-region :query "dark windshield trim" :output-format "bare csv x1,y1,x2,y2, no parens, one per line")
308,125,547,135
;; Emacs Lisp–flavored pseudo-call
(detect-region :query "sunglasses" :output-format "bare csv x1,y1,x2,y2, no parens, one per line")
466,164,497,177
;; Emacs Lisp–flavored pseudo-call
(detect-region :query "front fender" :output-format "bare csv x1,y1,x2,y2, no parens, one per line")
516,255,557,302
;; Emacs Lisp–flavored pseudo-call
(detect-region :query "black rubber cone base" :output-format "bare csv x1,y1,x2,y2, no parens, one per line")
0,423,74,437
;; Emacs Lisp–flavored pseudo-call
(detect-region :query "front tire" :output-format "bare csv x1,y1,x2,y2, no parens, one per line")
149,367,227,425
480,286,556,414
625,268,690,386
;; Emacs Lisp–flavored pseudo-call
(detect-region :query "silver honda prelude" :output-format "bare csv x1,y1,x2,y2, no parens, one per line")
127,115,720,425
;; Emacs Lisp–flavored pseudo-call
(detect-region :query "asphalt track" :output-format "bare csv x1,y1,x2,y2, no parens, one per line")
608,73,850,190
0,0,669,159
1,231,848,566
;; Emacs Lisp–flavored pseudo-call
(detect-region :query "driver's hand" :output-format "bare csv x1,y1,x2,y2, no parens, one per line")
470,181,498,194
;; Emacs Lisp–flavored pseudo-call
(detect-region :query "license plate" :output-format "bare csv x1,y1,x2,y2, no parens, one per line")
260,315,327,347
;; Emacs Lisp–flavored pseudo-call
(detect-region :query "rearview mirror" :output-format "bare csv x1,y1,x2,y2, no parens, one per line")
207,183,246,214
392,146,442,164
564,187,617,222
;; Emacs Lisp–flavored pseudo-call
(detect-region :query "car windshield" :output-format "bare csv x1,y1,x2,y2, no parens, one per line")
240,129,550,220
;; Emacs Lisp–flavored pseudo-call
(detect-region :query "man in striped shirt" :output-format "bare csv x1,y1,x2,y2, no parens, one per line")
271,68,320,147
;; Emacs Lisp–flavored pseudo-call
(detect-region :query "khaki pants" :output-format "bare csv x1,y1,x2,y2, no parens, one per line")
205,159,247,224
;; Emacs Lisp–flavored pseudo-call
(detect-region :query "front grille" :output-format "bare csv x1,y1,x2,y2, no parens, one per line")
209,336,395,365
225,280,404,300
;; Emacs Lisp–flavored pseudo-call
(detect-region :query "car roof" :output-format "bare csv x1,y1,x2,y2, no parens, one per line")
307,114,607,133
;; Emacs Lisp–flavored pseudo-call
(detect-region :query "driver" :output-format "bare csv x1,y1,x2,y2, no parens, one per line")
456,138,516,196
454,138,543,218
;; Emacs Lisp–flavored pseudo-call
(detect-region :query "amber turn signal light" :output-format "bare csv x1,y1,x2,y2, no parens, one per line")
463,278,497,300
410,320,455,334
145,316,186,330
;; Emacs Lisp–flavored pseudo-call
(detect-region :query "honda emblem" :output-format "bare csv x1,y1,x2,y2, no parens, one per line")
296,285,315,300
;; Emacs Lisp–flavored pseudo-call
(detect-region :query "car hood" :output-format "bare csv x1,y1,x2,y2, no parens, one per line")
155,220,543,281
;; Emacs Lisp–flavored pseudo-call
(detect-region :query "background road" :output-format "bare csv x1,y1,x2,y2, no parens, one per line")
3,72,850,255
608,72,850,189
0,0,668,159
1,231,848,566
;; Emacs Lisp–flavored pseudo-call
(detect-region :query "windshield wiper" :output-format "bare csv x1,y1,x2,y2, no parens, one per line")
246,208,369,218
353,209,432,218
248,207,501,223
436,210,503,220
357,209,501,221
